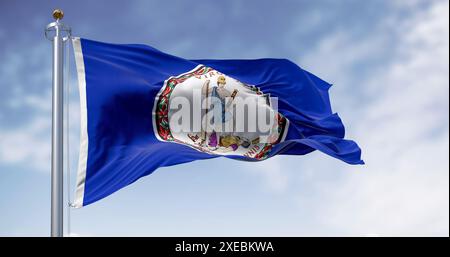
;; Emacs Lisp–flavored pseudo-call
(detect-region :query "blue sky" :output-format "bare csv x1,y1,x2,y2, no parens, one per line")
0,0,448,236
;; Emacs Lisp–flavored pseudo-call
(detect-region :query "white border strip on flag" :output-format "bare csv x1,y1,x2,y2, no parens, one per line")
72,37,88,208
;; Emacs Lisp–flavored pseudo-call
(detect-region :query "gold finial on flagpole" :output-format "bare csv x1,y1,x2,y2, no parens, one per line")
52,9,64,20
46,9,71,41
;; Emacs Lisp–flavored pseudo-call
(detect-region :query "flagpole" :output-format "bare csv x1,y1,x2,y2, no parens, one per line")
45,9,71,237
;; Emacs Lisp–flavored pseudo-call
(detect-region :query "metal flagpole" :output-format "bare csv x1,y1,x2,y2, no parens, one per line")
45,9,71,237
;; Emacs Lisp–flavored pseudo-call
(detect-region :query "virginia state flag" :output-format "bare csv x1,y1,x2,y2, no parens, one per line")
72,37,363,207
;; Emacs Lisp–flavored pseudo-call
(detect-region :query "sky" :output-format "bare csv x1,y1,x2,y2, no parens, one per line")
0,0,448,236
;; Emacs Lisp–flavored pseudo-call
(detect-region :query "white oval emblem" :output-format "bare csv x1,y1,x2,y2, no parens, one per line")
153,65,289,160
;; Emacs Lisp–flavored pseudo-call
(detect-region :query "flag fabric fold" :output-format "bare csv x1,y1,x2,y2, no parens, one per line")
72,37,363,207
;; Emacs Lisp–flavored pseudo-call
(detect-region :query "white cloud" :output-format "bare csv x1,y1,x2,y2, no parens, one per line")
0,112,50,171
236,0,448,236
0,87,80,173
291,0,449,236
6,90,52,112
0,34,80,174
243,157,290,193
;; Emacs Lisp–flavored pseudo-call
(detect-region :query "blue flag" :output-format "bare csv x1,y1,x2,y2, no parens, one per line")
72,37,363,207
